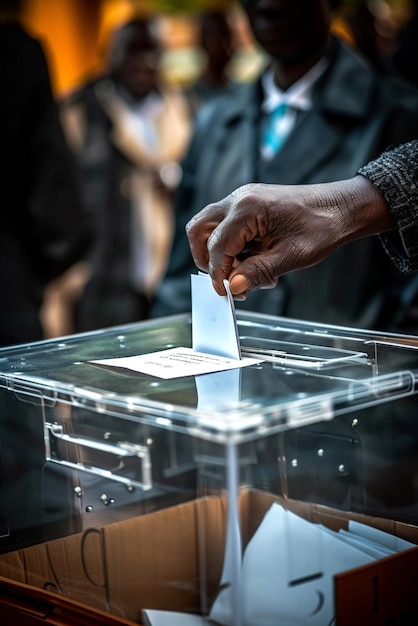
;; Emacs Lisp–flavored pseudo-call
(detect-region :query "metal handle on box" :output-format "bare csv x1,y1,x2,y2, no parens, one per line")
44,422,152,491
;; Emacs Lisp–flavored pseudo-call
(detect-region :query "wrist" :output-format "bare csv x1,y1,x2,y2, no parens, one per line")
332,175,397,244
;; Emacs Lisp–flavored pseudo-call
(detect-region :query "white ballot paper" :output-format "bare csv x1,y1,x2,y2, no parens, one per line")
91,348,260,380
209,503,416,626
142,610,211,626
90,273,260,379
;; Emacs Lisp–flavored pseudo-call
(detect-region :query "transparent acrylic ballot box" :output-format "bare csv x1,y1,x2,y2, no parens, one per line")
0,311,418,626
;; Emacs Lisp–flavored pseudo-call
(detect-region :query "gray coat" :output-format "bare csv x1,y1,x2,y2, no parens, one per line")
152,37,418,332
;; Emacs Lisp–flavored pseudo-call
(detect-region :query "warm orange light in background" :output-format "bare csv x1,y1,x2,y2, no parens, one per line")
20,0,193,96
17,0,413,98
19,0,254,96
21,0,102,96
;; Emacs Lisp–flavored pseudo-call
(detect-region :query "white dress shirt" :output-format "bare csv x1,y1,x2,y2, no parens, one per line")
261,58,329,160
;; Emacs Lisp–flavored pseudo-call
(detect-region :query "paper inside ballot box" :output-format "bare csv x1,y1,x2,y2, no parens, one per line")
0,490,418,623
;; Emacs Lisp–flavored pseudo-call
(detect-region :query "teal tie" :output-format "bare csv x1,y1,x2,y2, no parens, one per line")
262,102,289,158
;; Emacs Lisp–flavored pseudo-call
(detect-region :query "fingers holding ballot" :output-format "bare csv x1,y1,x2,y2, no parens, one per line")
186,175,396,300
187,184,282,300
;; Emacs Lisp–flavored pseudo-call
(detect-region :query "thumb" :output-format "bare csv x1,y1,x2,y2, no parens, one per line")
228,255,279,297
229,273,250,297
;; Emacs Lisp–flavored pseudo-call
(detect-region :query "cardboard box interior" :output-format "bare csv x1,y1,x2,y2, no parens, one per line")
0,490,417,624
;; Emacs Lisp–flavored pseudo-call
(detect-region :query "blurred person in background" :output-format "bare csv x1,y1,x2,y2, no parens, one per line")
151,0,418,334
342,0,396,75
0,3,93,347
60,16,191,332
183,9,244,118
391,0,418,89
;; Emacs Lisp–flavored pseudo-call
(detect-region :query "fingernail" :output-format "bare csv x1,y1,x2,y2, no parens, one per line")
230,274,249,295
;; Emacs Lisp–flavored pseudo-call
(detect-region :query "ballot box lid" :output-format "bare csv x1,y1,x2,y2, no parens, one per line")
0,312,417,443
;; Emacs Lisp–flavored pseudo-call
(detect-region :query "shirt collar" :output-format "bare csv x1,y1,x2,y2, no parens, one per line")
261,57,329,114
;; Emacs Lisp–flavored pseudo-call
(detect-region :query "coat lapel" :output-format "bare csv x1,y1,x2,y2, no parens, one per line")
196,84,261,201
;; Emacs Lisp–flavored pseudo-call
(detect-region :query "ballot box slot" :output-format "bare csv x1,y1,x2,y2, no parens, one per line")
240,338,367,370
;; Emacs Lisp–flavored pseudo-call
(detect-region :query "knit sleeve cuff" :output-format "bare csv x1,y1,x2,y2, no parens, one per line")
358,141,418,273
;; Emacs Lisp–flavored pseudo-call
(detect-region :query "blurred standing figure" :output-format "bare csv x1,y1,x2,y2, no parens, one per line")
342,0,395,74
151,0,418,333
391,0,418,88
0,14,93,346
60,17,191,332
184,10,243,117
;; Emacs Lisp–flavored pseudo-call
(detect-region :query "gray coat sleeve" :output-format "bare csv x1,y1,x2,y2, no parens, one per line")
358,140,418,273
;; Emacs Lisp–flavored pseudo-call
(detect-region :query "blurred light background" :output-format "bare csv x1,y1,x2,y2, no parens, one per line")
2,0,413,97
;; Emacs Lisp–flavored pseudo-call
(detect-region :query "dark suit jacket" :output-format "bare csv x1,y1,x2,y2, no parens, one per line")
151,37,418,332
0,24,93,346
